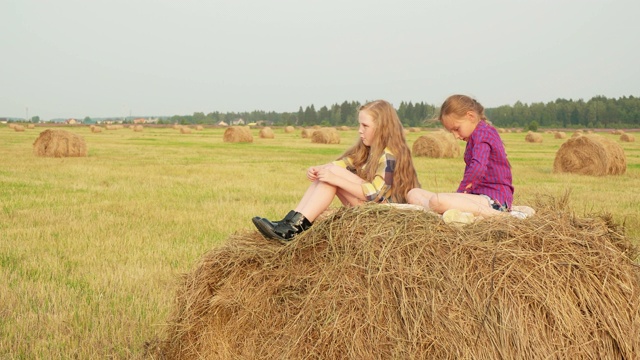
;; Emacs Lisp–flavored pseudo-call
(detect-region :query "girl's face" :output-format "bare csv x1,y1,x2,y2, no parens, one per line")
358,110,377,146
441,111,479,141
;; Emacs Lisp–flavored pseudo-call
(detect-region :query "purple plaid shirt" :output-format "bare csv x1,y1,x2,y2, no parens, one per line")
457,120,514,208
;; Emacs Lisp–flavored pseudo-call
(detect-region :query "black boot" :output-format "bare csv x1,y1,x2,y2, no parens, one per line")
253,211,312,241
252,211,296,239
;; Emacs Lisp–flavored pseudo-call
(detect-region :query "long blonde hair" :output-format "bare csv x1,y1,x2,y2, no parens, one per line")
338,100,420,203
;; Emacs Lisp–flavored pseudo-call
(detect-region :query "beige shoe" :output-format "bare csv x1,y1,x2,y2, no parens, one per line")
511,205,535,218
442,209,475,225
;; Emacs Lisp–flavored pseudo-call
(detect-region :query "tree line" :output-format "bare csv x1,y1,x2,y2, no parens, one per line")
162,95,639,129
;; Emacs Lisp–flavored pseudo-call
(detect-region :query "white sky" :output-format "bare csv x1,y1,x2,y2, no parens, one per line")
2,0,638,120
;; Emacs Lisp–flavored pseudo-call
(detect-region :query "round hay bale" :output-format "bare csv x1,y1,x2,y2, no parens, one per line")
133,125,143,132
223,126,253,143
497,127,505,133
412,131,460,158
338,126,350,131
525,131,543,143
196,125,204,131
91,125,103,133
620,133,635,142
33,129,88,157
554,134,626,176
611,129,625,135
409,127,421,133
154,203,640,359
180,127,192,134
571,130,583,138
13,125,25,132
311,128,340,144
554,131,567,139
27,124,35,129
284,126,295,133
300,128,313,138
259,127,275,139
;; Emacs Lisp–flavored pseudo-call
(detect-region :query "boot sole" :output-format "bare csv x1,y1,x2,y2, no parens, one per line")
252,217,284,240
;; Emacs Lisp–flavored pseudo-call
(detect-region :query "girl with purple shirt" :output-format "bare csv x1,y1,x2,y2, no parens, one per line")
408,94,527,219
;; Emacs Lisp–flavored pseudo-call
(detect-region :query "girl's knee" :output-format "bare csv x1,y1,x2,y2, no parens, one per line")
407,188,421,204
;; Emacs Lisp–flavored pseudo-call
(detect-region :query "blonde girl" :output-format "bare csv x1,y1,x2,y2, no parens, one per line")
253,99,420,241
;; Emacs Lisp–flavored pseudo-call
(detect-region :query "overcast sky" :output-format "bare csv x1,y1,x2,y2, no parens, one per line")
2,0,638,120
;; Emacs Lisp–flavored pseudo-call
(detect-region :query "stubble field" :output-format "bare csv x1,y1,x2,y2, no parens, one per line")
1,125,638,359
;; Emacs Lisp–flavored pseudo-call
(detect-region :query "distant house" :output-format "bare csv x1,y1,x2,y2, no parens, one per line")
133,118,146,124
66,118,78,125
231,118,245,126
216,121,229,126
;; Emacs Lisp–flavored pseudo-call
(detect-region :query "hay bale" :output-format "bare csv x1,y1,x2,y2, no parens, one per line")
27,124,35,129
409,127,421,133
554,134,626,176
33,129,88,157
338,126,350,131
412,131,460,158
154,201,640,359
525,131,543,143
572,130,583,138
284,126,295,133
133,125,143,132
13,125,25,132
301,129,313,138
91,125,103,133
554,131,567,139
311,128,340,144
259,127,275,139
180,127,192,134
196,125,204,131
620,133,635,142
223,126,253,143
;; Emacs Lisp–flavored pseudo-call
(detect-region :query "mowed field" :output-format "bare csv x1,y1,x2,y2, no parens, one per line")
1,124,639,359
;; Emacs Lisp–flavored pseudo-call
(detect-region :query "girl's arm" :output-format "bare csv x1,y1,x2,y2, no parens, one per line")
458,140,490,193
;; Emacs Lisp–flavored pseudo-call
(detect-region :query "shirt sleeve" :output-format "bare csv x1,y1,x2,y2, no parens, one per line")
361,152,395,202
458,135,491,193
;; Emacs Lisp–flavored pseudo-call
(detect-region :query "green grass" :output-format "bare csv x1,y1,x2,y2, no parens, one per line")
1,125,639,358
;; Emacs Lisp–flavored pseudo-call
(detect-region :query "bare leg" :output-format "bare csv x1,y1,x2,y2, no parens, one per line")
429,193,503,217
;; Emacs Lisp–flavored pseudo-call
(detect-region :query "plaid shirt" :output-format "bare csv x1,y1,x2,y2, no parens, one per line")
333,147,396,203
457,121,514,208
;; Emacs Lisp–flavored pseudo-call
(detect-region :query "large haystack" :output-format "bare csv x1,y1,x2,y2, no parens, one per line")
259,127,275,139
154,200,640,359
223,126,253,143
554,134,626,175
33,129,88,157
311,128,340,144
412,131,460,158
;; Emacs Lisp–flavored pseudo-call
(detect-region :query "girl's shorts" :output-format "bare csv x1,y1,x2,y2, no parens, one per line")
478,195,508,212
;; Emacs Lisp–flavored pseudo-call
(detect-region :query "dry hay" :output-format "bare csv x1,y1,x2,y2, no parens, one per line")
554,131,567,139
180,127,192,134
196,125,204,131
525,131,543,143
338,126,350,131
496,128,505,133
153,198,640,360
611,129,625,135
311,128,340,144
409,127,421,133
90,125,103,133
572,130,583,138
412,131,460,158
259,127,275,139
284,126,295,133
133,125,143,132
554,134,626,176
8,123,16,129
27,124,35,129
620,133,635,142
33,129,88,157
301,128,314,138
13,125,25,132
223,126,253,143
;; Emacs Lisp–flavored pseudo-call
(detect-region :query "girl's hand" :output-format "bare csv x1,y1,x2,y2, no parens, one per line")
307,166,320,181
316,166,336,184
